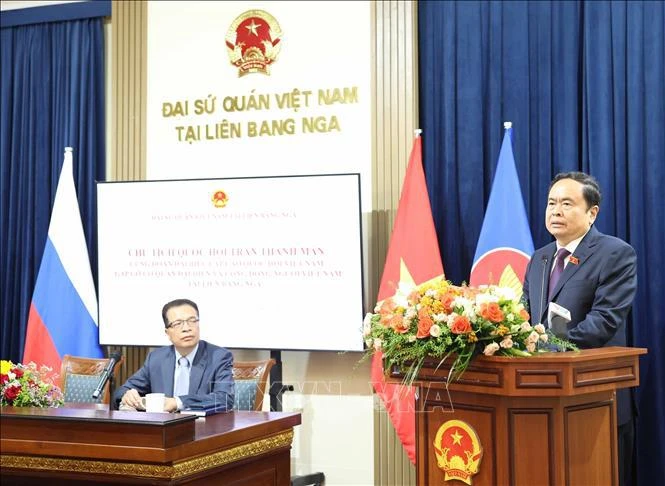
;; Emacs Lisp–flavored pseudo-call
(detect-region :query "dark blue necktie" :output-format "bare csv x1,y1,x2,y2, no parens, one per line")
548,248,570,301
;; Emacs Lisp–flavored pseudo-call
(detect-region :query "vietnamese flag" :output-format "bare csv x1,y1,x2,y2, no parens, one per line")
371,134,444,464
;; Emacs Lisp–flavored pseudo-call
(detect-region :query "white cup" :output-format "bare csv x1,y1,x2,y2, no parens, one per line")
141,393,166,412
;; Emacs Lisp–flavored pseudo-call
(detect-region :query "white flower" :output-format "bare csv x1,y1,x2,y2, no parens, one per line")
393,293,409,309
500,336,514,349
392,281,415,308
363,313,373,336
373,338,382,351
430,324,442,338
483,342,500,356
425,289,438,298
527,330,540,344
506,313,515,321
539,333,549,343
526,342,536,353
432,313,447,323
534,324,546,334
408,334,417,343
494,286,516,302
453,297,477,321
475,292,499,306
510,324,521,333
520,322,533,333
404,307,417,320
365,337,374,347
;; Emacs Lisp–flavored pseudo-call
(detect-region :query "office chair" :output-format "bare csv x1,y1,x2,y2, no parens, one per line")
232,359,276,411
59,354,124,404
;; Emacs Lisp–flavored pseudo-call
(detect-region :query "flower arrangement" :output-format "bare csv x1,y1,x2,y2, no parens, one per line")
363,278,577,385
0,360,64,408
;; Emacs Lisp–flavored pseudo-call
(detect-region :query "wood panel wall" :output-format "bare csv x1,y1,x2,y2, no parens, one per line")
371,2,419,484
109,0,150,384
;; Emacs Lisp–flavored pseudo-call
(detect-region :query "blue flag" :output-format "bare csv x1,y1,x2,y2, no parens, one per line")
470,125,534,298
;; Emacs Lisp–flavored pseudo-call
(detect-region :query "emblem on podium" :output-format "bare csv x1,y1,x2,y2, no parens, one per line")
433,419,483,485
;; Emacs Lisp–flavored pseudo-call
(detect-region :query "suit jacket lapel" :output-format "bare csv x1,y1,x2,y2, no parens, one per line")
189,341,206,393
162,347,176,396
548,226,600,303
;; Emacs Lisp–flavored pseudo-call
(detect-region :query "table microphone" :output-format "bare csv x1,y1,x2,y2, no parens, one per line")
92,351,122,399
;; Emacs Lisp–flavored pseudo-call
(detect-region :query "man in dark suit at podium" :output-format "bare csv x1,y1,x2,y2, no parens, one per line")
523,172,637,486
114,298,235,413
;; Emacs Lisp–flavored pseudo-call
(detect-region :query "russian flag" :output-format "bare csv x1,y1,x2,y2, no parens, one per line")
23,147,103,373
470,123,534,297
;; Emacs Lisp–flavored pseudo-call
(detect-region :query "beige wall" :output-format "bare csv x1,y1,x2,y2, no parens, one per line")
108,1,418,484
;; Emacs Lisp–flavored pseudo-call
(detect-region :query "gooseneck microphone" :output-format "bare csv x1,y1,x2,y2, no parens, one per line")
92,351,122,399
537,255,549,325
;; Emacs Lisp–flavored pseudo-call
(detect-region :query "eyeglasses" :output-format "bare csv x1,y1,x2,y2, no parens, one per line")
166,317,199,330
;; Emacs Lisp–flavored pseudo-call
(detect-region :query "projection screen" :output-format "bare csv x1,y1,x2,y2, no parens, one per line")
97,173,364,351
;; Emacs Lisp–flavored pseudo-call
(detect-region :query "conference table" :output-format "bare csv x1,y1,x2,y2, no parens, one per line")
0,404,301,485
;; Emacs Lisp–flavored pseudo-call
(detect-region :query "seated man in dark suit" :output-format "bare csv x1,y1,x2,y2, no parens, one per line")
523,172,637,486
114,298,234,412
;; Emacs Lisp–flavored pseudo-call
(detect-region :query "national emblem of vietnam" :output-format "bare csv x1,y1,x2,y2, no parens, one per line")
211,190,228,208
225,10,282,77
433,420,483,485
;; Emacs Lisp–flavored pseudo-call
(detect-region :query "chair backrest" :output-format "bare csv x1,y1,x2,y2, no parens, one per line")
59,354,124,405
232,359,275,411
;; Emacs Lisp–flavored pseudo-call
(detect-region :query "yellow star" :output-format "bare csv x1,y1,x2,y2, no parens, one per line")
451,430,463,445
245,20,260,36
399,258,416,287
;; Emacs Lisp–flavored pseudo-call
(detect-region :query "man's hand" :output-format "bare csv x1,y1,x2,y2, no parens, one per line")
165,397,178,412
120,389,144,410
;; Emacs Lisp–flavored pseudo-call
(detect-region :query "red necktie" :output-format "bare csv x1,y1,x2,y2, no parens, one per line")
548,248,570,301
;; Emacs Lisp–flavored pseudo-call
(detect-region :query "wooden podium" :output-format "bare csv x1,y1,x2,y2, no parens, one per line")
393,347,646,486
0,405,300,485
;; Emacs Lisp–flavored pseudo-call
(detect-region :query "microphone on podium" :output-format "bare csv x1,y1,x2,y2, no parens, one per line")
537,254,549,324
92,351,122,400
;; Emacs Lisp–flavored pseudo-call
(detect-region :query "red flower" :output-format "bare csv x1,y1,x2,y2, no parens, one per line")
13,368,24,379
4,385,20,402
0,374,8,385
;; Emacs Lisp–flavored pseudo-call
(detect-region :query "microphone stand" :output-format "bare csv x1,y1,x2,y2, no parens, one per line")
108,374,116,411
538,255,549,325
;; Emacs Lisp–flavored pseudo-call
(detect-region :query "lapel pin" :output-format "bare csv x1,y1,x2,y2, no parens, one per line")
569,256,579,265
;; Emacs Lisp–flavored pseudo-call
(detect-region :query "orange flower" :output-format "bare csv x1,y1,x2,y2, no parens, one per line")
378,300,397,327
407,289,421,305
519,308,530,322
495,325,509,336
390,315,409,334
480,302,504,323
416,308,434,338
440,293,456,313
450,315,472,334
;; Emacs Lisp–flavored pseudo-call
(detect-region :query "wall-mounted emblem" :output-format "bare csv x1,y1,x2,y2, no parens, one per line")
433,419,483,485
225,10,282,77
